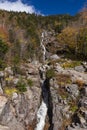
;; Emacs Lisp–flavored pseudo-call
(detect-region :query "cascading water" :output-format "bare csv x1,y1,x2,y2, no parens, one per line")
35,32,48,130
35,32,53,130
35,98,48,130
40,32,46,62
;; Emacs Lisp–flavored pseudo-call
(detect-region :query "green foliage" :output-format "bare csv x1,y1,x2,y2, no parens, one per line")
0,9,87,63
70,105,78,112
0,39,8,69
16,80,27,92
27,79,33,87
0,39,8,59
62,61,81,68
46,69,55,79
77,28,87,56
13,55,20,65
0,59,7,70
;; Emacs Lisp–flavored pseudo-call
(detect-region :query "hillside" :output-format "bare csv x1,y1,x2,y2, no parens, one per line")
0,9,87,130
0,10,81,69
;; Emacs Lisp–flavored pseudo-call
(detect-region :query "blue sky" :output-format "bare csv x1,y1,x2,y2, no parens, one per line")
0,0,87,15
24,0,87,15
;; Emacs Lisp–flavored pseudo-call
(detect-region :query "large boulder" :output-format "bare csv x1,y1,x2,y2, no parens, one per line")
50,54,60,60
75,66,85,72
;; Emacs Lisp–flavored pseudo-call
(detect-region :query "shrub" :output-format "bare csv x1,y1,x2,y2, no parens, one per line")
62,61,81,69
16,80,27,92
56,74,71,86
0,39,8,69
27,79,33,87
0,59,7,70
70,105,78,112
4,87,18,96
0,39,8,58
46,68,55,79
68,99,78,112
75,79,84,89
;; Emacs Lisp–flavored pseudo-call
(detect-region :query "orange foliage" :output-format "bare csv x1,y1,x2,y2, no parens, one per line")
0,26,8,41
0,26,11,46
58,26,78,50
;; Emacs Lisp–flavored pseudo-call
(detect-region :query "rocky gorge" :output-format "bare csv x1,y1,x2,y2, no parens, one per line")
0,29,87,130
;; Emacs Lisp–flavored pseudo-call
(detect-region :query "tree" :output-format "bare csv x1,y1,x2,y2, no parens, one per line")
57,27,77,53
0,39,8,59
0,39,8,69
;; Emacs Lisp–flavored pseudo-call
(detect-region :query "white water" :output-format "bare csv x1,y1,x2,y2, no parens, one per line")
35,32,48,130
35,100,48,130
41,32,46,62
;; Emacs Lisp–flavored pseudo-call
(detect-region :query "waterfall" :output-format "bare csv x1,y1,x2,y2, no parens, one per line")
35,100,48,130
35,77,48,130
40,32,46,62
35,78,53,130
35,32,53,130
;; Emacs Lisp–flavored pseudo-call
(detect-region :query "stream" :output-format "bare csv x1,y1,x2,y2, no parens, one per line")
35,32,53,130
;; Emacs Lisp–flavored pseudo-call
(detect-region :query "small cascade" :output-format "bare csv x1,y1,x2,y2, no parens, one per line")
35,100,48,130
35,66,48,130
35,72,53,130
40,32,46,62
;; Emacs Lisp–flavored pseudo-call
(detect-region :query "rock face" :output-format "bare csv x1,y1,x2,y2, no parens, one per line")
0,63,41,130
0,90,41,130
1,60,87,130
0,43,87,130
49,61,87,130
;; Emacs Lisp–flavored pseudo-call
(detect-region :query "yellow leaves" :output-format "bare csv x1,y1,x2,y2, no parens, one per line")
58,26,78,49
4,87,18,97
62,26,77,34
80,7,87,25
0,26,8,41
